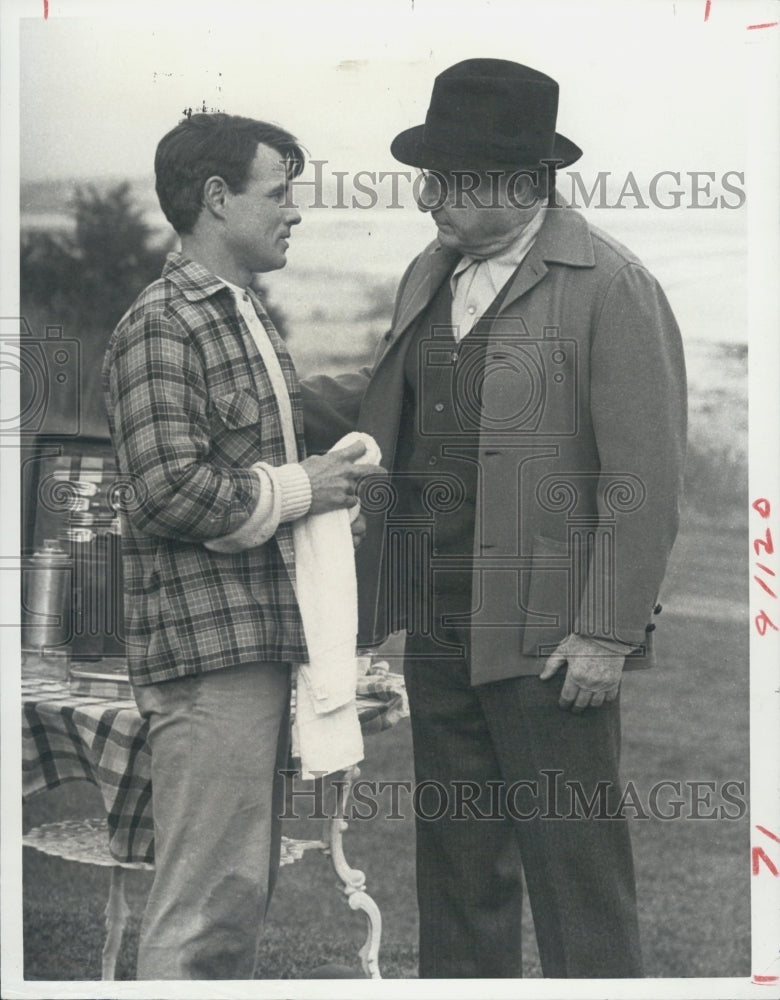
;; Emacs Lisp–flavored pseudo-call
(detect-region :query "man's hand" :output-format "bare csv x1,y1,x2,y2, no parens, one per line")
539,633,626,712
350,510,367,548
300,440,385,515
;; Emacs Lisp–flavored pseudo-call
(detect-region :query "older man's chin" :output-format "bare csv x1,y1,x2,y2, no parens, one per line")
433,223,460,250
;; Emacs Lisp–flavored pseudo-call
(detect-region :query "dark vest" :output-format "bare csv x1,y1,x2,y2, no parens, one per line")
393,272,510,621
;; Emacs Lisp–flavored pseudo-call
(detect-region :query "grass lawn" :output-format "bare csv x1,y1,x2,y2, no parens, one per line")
21,509,750,981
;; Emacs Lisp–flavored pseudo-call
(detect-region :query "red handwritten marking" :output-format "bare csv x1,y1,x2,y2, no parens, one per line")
754,575,778,598
747,22,779,30
753,498,771,519
752,847,779,876
704,0,711,21
753,976,780,984
753,827,780,876
755,610,779,635
755,529,774,556
43,0,48,18
752,499,777,634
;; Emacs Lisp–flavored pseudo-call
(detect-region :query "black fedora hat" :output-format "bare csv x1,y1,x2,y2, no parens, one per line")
391,58,582,172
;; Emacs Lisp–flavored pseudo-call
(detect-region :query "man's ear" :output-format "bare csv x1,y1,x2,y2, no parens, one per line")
507,169,539,207
202,175,229,219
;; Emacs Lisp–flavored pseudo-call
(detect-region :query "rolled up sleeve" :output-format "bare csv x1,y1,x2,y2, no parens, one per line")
204,460,312,553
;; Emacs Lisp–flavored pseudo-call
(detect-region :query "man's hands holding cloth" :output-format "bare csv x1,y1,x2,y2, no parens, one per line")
540,633,628,712
300,437,383,547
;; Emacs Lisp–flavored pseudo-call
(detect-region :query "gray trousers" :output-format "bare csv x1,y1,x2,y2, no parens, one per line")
404,627,643,979
134,661,291,980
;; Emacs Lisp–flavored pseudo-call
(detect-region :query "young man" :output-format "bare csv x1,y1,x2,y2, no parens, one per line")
303,59,687,978
103,113,376,979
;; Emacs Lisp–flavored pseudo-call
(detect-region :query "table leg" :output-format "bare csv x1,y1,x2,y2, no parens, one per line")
324,765,383,979
102,867,130,980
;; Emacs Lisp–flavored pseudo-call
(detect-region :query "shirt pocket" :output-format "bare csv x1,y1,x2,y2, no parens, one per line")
210,387,263,429
208,387,277,466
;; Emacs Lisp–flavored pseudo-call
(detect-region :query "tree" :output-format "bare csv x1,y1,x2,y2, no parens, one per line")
20,181,291,437
20,182,173,437
21,182,170,338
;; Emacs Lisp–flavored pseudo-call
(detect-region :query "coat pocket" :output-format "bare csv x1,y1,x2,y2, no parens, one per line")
521,533,575,657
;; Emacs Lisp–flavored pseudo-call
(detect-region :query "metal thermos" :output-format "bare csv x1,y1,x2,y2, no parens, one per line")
22,539,71,653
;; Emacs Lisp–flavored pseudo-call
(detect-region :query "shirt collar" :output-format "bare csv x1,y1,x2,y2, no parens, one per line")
161,251,233,303
218,276,249,299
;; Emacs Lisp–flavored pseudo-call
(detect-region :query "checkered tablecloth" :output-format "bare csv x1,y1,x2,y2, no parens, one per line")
22,666,408,865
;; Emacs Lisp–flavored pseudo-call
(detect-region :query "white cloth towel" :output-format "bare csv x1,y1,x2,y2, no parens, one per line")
292,431,382,779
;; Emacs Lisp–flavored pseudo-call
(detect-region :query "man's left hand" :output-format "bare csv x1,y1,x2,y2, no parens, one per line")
350,510,367,548
540,634,626,712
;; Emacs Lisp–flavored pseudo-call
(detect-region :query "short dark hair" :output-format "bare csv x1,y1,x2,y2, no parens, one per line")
154,113,305,234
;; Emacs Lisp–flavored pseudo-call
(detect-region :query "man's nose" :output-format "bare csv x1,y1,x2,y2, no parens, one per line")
285,206,302,227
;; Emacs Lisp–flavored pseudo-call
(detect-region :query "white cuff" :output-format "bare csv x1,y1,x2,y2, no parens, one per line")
276,462,313,523
204,462,311,554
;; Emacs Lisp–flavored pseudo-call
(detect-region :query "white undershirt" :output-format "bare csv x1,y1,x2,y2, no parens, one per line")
222,280,298,463
203,279,312,554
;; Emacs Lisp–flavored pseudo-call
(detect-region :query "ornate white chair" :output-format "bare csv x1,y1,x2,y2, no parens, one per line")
23,764,381,980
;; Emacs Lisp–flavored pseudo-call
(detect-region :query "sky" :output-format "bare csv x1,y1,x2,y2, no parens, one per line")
12,0,770,325
15,0,767,186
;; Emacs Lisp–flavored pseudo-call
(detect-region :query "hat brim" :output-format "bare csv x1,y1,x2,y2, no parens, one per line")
390,124,582,171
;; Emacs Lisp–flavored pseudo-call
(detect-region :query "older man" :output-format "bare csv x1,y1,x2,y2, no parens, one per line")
304,59,687,978
103,113,377,979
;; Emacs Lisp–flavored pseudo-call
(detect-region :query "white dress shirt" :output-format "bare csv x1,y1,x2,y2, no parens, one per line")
450,205,547,340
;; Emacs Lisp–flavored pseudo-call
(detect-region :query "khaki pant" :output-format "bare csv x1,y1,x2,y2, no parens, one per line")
134,661,291,979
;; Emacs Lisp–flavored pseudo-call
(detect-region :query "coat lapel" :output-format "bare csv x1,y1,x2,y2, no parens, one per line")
388,244,458,345
496,206,596,317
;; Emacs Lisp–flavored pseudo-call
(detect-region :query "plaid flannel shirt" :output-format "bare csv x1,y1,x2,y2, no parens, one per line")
102,252,309,685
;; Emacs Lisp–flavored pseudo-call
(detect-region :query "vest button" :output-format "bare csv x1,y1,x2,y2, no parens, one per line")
434,403,444,412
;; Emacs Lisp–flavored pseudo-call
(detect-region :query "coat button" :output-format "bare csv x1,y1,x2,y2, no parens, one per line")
646,623,656,632
428,456,438,466
434,403,444,412
653,603,662,615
